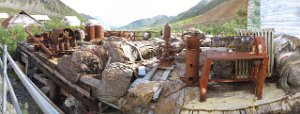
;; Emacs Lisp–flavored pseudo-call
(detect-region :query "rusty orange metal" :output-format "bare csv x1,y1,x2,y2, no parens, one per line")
85,25,95,41
95,25,105,40
158,24,175,68
199,36,269,101
185,36,200,85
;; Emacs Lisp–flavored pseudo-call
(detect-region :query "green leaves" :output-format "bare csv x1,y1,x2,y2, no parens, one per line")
0,26,27,55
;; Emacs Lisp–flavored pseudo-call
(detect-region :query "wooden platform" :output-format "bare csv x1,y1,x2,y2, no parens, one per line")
17,43,300,114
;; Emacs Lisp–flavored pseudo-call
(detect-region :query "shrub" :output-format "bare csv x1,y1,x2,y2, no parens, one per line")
0,26,27,55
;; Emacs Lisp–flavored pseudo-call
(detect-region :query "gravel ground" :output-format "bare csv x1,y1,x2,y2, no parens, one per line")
0,72,42,114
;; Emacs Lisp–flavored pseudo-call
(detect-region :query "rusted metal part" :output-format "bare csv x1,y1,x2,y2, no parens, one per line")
26,27,77,57
199,36,269,101
163,24,171,42
104,31,154,41
85,25,95,41
185,36,201,85
25,27,53,57
210,36,253,48
158,24,176,68
95,25,105,40
50,28,64,45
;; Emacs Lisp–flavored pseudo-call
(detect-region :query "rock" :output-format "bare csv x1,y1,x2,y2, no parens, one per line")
57,46,107,82
95,62,134,98
57,55,81,82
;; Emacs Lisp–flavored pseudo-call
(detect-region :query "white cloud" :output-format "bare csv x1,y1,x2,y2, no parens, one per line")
60,0,201,27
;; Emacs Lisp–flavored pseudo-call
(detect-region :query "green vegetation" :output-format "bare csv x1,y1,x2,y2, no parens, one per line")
0,26,27,55
171,0,226,22
0,7,20,15
171,8,247,36
0,0,87,22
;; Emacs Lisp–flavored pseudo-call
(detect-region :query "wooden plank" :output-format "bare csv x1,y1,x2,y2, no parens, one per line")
256,104,272,114
240,109,246,114
143,63,158,80
180,110,190,114
32,73,48,85
37,63,99,111
244,108,257,114
270,101,283,113
198,110,208,114
209,111,223,114
223,110,239,114
192,110,199,114
19,44,100,111
160,65,174,81
281,100,292,113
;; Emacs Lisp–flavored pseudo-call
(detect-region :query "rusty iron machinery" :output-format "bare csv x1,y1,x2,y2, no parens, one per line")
158,24,176,68
74,29,85,41
49,28,76,51
95,25,105,40
185,36,201,86
85,25,96,41
26,28,77,57
25,27,53,57
210,36,254,48
199,36,269,101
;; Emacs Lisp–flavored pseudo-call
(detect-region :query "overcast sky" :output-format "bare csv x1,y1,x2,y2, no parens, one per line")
60,0,201,27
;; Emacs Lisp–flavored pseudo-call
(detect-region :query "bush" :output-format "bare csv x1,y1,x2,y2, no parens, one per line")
0,26,27,55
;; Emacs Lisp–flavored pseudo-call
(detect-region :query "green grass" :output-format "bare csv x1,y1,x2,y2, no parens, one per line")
0,7,22,15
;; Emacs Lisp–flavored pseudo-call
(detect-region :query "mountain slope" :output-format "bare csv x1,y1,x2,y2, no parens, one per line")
119,15,172,30
81,13,97,20
171,0,226,22
0,0,87,21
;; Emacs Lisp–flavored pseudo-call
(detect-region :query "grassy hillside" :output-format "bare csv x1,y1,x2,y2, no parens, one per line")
0,0,87,21
171,0,226,22
129,0,248,36
119,15,172,30
171,0,248,35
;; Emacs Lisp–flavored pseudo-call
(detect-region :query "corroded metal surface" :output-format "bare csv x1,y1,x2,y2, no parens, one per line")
199,37,269,101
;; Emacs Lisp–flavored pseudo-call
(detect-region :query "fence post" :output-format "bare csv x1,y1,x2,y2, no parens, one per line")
2,45,7,114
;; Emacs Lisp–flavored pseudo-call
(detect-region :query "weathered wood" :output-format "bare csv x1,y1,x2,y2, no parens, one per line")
180,110,190,114
33,74,48,85
282,100,292,113
209,111,223,114
49,80,60,103
160,65,174,81
256,104,272,114
224,110,240,114
98,102,109,113
270,101,283,113
37,63,99,111
198,110,208,114
19,43,99,111
143,63,159,80
192,110,199,114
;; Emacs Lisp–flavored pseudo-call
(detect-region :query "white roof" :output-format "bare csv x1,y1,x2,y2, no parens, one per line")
0,13,9,18
30,15,51,21
63,16,80,23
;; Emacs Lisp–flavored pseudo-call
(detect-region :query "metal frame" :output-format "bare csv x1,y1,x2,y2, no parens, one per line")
0,44,63,114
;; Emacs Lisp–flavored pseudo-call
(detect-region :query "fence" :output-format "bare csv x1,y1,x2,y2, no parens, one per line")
0,44,63,114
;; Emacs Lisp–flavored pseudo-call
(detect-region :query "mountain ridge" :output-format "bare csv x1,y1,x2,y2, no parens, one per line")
0,0,87,21
119,15,173,30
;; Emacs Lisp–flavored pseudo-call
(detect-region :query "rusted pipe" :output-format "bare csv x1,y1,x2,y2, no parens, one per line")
95,25,105,40
25,27,53,57
185,36,200,85
163,23,171,44
85,25,95,41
